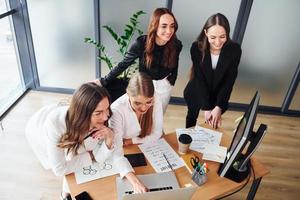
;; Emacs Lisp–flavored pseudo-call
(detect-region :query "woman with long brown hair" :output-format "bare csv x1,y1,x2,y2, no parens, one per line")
184,13,242,129
99,7,182,113
25,83,146,199
110,72,163,146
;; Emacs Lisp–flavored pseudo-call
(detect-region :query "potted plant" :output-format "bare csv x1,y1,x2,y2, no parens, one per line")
84,10,146,101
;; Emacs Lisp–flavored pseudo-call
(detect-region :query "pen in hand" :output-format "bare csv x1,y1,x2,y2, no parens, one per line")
163,153,174,171
84,129,99,140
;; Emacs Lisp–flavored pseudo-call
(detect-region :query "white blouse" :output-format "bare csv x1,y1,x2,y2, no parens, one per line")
110,93,163,144
211,53,220,70
25,104,132,178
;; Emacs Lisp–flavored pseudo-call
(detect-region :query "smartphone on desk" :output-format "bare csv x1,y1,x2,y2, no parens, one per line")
124,153,147,167
75,191,93,200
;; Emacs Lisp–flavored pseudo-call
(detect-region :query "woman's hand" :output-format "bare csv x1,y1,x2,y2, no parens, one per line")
125,172,148,194
91,127,114,149
123,138,133,146
92,79,101,86
204,110,212,123
132,180,148,194
210,106,222,129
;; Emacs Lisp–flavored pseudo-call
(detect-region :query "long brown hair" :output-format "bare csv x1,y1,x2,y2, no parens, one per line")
57,83,111,155
145,7,178,69
197,13,231,62
126,72,154,138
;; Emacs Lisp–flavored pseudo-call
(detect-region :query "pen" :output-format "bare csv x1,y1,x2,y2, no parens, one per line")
84,129,98,140
199,162,207,174
163,153,174,171
203,162,208,173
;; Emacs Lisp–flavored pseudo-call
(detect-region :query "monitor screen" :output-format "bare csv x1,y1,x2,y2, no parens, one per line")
228,117,247,158
218,91,260,177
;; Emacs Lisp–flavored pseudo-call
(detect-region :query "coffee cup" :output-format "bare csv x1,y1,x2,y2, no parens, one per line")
178,134,192,155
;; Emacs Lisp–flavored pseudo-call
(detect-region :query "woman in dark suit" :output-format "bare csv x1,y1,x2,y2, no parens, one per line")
184,13,242,129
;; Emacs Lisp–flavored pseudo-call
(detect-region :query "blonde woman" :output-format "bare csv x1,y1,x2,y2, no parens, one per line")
110,72,163,146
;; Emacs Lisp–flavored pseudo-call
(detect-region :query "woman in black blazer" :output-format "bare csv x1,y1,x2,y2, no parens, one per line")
100,8,182,113
184,13,242,129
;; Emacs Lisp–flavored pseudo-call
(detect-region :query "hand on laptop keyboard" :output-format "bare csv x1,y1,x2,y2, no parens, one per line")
125,186,173,194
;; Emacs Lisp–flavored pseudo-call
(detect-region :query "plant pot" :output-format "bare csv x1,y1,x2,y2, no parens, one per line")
105,78,129,102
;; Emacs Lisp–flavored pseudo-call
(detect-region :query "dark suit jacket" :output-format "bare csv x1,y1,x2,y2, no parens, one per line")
184,41,242,112
101,35,182,86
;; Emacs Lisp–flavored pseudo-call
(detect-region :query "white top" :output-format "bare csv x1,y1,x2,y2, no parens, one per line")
110,93,163,144
25,104,133,178
211,53,220,70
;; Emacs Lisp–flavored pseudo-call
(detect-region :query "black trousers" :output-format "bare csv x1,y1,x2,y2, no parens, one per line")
183,81,202,128
185,101,201,128
184,83,202,128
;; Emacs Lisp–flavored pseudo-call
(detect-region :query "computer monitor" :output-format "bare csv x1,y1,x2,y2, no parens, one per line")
218,91,267,182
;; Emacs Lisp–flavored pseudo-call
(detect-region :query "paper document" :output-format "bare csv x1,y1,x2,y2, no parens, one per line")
202,144,227,163
176,126,222,153
138,138,184,173
75,160,118,184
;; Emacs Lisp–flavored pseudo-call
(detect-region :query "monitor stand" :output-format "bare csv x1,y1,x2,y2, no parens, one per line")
224,154,251,182
224,124,267,183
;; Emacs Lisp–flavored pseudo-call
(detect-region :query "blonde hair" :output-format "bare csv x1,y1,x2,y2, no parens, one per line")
126,72,154,138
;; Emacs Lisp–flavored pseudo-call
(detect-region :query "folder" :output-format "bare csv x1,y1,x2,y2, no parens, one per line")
180,153,196,174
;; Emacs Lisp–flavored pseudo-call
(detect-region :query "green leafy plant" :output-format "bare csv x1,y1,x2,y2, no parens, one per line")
84,10,146,79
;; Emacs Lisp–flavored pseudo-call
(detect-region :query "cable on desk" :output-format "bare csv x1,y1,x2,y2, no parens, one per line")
215,164,254,200
252,163,256,181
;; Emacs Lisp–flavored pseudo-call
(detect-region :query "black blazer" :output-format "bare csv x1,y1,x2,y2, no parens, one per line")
101,35,182,86
184,41,242,112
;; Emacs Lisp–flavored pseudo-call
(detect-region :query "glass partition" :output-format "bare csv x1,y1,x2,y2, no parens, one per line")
0,0,7,13
27,0,95,89
289,84,300,110
99,0,167,76
230,0,300,107
0,3,25,116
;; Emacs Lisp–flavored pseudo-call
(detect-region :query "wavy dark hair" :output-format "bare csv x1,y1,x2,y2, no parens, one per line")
126,72,154,138
145,7,178,69
197,13,231,62
57,83,111,155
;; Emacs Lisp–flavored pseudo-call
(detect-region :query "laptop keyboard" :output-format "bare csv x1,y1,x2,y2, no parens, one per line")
125,186,173,194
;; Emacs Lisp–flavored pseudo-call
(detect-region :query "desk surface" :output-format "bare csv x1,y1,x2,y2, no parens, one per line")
66,128,270,200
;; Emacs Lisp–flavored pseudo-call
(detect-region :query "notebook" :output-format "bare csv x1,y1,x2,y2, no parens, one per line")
116,171,181,200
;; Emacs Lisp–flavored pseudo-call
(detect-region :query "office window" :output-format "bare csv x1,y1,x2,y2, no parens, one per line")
27,0,95,89
0,2,25,116
172,0,240,97
230,0,300,107
0,0,7,13
289,84,300,111
99,0,167,76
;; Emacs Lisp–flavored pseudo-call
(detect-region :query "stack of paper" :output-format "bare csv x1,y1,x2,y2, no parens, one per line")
202,144,227,163
74,160,118,184
176,126,227,163
138,138,184,173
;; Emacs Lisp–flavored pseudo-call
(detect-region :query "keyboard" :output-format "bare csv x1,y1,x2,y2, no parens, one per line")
125,186,173,194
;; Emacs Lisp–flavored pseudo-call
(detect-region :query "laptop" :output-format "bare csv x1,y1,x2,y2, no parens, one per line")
116,171,196,200
122,186,197,200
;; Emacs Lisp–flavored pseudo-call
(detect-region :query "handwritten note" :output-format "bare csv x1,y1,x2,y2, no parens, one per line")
202,144,227,163
74,160,118,184
138,138,184,173
176,126,222,153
